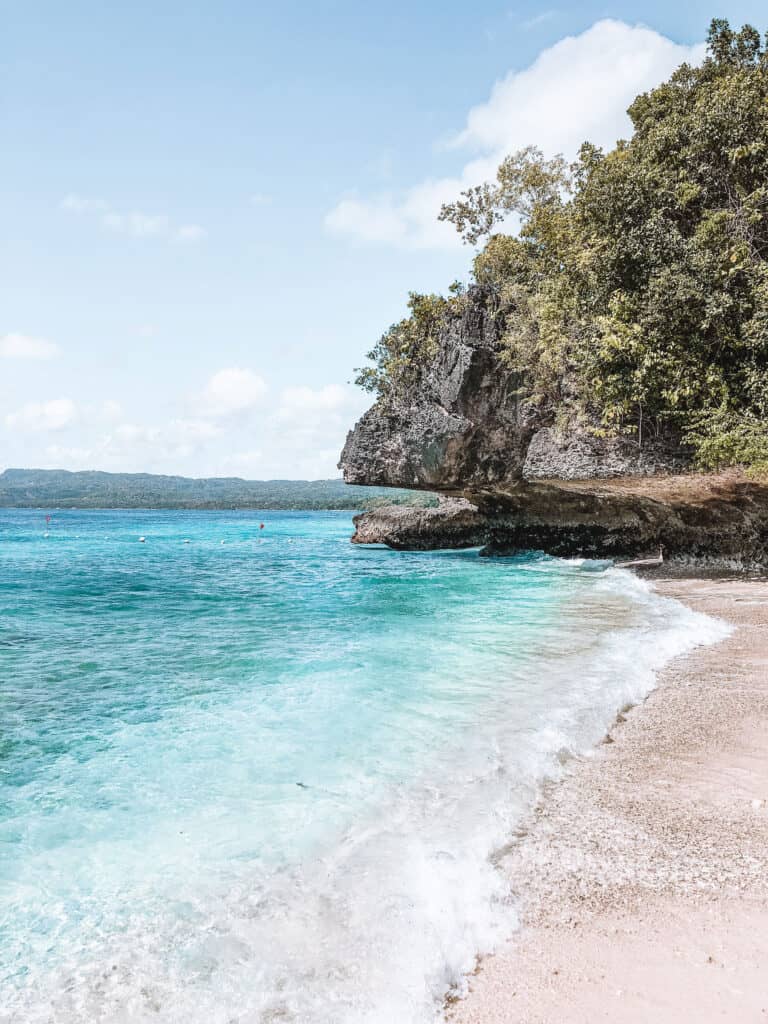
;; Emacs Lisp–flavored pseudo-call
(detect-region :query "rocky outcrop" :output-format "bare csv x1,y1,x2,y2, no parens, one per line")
350,475,768,563
522,427,690,481
340,287,768,563
339,287,686,499
351,498,487,550
340,288,533,493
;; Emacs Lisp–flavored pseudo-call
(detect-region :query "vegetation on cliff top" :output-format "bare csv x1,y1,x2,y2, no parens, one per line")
356,19,768,473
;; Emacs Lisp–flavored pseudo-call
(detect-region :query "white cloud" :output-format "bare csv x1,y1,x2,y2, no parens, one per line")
97,417,221,462
5,379,365,480
6,398,78,432
170,417,222,440
281,446,349,480
326,20,705,250
221,449,264,472
114,423,159,444
94,399,123,422
175,224,207,243
45,444,94,465
278,383,351,416
200,368,268,417
453,19,704,155
62,196,206,244
60,195,109,214
277,384,368,432
325,197,407,245
268,384,369,477
325,178,466,250
103,211,170,238
0,332,60,360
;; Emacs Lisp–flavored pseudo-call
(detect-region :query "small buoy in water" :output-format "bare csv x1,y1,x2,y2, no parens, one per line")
183,539,190,544
260,523,265,530
139,537,146,543
221,540,226,545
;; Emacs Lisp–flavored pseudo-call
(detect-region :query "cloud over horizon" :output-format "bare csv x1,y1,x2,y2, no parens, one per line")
200,368,269,418
0,333,60,360
61,195,206,243
325,20,705,250
2,370,368,480
5,399,78,432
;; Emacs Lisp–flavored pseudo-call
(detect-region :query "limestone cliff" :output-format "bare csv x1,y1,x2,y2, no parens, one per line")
339,288,768,563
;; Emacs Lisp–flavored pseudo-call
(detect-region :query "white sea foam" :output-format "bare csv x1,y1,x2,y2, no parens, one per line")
1,560,728,1024
0,508,730,1022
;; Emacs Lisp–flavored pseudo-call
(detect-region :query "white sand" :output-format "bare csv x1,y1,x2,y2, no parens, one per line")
448,578,768,1024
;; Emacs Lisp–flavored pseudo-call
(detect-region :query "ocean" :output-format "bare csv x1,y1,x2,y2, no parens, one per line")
0,509,722,1023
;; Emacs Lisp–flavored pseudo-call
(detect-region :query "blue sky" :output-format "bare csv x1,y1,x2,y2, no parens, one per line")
2,1,765,478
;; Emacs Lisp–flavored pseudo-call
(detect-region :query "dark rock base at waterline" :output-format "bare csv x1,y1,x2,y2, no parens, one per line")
350,475,768,565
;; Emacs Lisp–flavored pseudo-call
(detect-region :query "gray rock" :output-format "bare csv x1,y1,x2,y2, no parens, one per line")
523,427,690,481
351,498,487,550
340,287,768,563
339,287,532,493
351,478,768,564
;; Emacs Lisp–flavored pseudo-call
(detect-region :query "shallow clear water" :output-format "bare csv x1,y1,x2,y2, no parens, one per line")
0,509,723,1022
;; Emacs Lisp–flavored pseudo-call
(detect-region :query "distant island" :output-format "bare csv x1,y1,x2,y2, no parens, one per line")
0,468,436,511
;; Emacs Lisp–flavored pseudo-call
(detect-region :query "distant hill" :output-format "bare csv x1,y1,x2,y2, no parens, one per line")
0,469,436,511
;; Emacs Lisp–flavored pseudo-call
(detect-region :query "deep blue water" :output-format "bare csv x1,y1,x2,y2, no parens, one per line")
0,509,720,1023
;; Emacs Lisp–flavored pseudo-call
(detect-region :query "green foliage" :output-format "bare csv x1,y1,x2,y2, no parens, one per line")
356,19,768,470
354,291,462,404
438,146,571,246
356,17,768,470
683,408,768,474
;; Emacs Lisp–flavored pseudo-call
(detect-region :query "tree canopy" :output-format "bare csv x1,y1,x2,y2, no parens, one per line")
357,19,768,473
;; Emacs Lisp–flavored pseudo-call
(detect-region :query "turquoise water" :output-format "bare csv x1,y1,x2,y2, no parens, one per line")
0,509,721,1023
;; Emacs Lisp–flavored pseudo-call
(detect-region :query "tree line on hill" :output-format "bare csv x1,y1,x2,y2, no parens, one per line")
0,469,436,510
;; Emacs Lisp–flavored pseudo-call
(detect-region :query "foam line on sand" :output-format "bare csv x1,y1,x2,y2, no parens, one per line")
447,577,768,1024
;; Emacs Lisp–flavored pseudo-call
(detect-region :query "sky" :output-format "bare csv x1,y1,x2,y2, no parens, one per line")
2,1,766,479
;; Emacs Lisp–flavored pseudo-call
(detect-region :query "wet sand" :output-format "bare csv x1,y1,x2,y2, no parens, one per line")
448,576,768,1023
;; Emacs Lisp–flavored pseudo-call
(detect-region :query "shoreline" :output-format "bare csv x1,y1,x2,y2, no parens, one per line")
446,573,768,1023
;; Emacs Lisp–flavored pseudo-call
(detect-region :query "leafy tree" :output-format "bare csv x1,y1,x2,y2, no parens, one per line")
358,19,768,471
438,146,571,246
354,291,463,404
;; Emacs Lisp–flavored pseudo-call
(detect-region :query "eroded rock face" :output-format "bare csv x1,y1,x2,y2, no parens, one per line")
339,287,686,497
339,287,768,563
339,288,533,493
351,498,487,550
522,427,690,481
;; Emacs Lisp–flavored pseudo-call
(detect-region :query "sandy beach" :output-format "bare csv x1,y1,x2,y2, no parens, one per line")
448,575,768,1024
